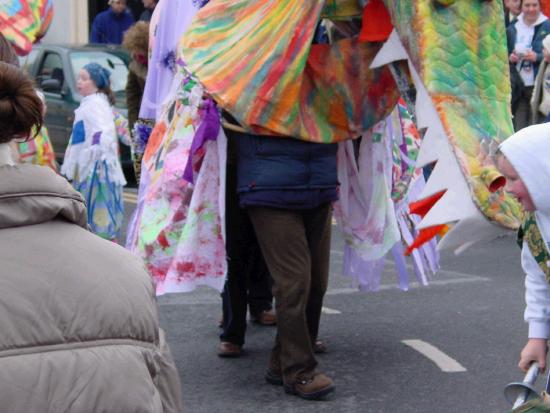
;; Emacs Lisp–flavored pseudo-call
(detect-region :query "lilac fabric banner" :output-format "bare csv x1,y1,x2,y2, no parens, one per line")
139,0,200,120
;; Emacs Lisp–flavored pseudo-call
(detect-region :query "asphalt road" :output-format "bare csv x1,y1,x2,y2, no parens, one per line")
122,189,533,413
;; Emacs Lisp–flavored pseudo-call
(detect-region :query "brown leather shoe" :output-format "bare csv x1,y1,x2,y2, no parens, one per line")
284,373,335,400
217,341,242,358
251,309,277,326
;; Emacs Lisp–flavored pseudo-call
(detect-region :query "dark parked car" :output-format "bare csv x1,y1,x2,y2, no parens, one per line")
20,44,133,170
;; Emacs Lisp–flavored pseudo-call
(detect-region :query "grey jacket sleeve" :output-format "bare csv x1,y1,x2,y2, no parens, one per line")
523,243,550,339
156,329,184,413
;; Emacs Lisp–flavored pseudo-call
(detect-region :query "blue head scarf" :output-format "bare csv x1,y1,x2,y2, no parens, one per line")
83,63,111,89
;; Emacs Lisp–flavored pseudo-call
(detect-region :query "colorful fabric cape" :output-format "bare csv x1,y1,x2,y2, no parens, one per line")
127,73,227,295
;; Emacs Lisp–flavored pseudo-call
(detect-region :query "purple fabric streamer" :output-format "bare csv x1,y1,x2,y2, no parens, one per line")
183,99,220,183
391,241,410,291
139,0,200,120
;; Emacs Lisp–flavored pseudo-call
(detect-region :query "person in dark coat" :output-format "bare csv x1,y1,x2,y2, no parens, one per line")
139,0,158,21
90,0,135,45
504,0,521,27
122,21,149,132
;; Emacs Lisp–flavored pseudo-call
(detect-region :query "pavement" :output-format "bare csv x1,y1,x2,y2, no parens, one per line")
122,189,535,413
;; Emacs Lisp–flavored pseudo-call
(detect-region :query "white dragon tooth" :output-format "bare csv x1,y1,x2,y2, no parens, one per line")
437,212,510,254
416,159,478,229
416,191,458,230
417,140,460,200
370,29,408,69
416,122,447,168
409,64,440,130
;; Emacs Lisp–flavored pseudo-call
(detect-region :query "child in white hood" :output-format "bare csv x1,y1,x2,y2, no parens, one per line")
497,123,550,372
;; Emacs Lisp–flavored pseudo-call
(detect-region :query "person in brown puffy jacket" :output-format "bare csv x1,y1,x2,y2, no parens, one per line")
0,61,183,413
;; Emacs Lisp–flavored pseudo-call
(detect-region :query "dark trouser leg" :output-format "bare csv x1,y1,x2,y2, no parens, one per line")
247,227,273,316
303,204,332,344
249,206,321,383
513,86,534,131
220,160,247,345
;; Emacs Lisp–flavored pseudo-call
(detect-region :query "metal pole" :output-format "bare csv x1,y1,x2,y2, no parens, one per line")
513,363,540,409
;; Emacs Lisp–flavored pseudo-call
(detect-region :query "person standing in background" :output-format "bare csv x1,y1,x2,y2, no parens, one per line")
90,0,135,45
507,0,550,130
504,0,522,26
61,63,129,241
122,21,149,182
122,21,149,133
140,0,158,22
530,34,550,123
0,33,57,171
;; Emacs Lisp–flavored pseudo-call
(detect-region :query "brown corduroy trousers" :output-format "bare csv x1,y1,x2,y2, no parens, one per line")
248,203,332,384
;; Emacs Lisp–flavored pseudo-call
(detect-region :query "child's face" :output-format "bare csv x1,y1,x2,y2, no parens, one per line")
497,155,536,212
76,69,98,97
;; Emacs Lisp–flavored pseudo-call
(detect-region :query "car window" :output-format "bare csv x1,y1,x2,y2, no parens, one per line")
38,52,65,89
70,51,128,94
19,48,40,74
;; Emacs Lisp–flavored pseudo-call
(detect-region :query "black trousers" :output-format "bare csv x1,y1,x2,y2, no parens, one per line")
220,157,272,346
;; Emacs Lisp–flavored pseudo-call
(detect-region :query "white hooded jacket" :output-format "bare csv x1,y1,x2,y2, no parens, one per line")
500,123,550,339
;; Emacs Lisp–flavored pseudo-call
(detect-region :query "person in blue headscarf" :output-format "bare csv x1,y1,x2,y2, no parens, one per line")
60,62,131,241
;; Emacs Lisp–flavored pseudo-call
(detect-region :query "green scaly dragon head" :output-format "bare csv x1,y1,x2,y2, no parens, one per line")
371,0,522,250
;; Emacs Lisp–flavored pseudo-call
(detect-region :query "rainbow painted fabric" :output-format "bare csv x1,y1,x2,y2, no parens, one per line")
16,126,57,171
0,0,53,55
181,0,398,143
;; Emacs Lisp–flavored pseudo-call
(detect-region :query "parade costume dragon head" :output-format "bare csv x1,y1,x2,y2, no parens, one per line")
179,0,521,253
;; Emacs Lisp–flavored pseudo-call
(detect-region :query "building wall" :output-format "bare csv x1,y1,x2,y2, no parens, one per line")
42,0,89,44
42,0,145,45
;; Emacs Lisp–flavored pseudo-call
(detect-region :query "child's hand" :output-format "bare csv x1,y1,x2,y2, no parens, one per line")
523,50,538,63
519,338,548,372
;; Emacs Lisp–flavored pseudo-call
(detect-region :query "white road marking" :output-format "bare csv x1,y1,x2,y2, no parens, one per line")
123,192,138,204
321,306,341,315
325,274,490,295
402,339,467,373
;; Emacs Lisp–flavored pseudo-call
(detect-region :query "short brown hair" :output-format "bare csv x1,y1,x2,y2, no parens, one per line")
0,62,43,144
